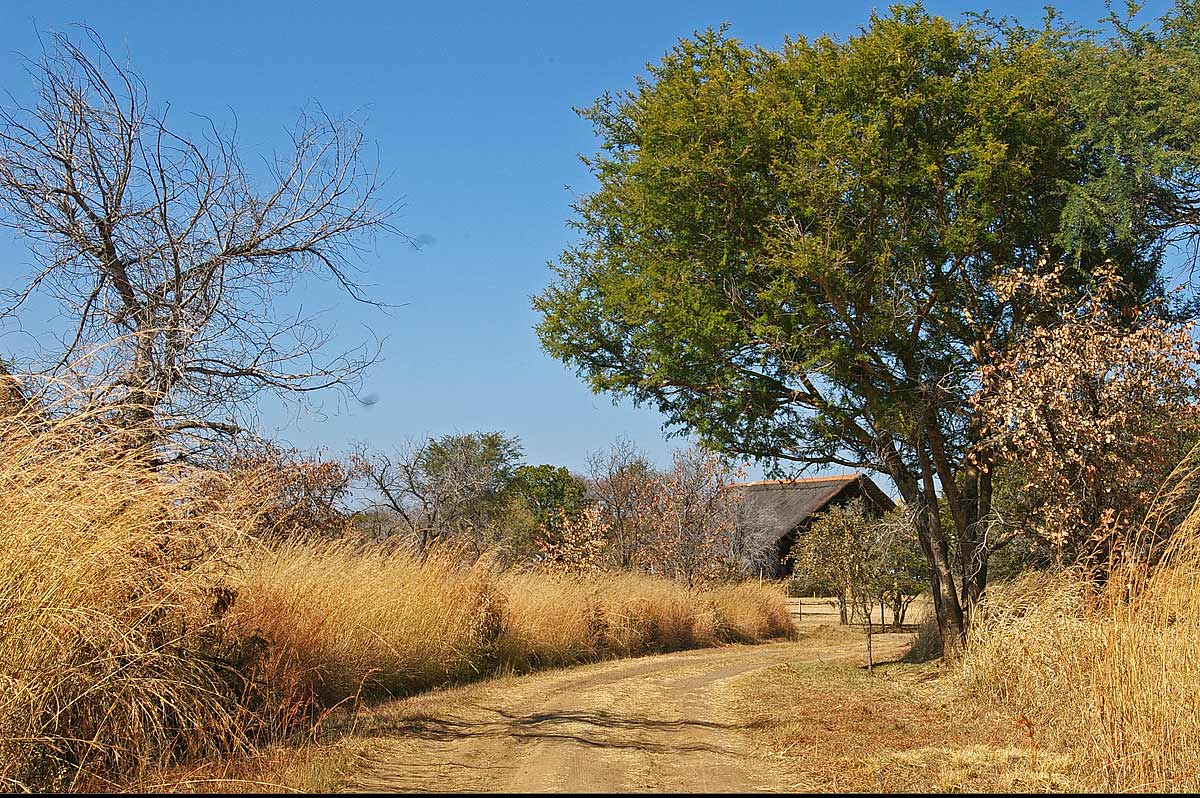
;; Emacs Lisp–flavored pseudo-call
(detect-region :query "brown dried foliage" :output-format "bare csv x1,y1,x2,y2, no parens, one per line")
974,266,1200,572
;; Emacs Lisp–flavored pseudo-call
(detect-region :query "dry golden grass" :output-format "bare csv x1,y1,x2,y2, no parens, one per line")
232,541,506,708
0,408,795,792
0,411,258,791
703,581,796,643
730,657,1067,792
593,573,701,654
960,444,1200,791
959,570,1200,791
496,571,603,669
138,740,365,794
237,554,797,697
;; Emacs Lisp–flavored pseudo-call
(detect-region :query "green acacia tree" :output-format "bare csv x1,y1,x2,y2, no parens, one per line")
534,5,1169,655
1041,1,1200,260
507,464,589,560
512,464,589,531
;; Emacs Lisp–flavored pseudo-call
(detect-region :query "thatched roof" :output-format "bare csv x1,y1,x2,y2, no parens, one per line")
735,473,895,548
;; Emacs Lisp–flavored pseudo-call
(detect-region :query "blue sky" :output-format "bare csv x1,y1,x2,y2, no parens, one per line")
0,0,1177,475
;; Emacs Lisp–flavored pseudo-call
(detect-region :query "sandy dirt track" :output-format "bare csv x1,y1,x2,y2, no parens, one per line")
343,630,912,793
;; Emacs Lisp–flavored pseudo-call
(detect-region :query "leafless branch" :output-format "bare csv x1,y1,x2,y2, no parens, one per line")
0,27,408,442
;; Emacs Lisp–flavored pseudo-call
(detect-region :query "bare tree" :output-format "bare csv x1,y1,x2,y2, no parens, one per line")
356,438,444,550
634,445,766,585
583,441,773,582
585,437,655,568
356,432,524,553
730,494,777,577
0,28,403,449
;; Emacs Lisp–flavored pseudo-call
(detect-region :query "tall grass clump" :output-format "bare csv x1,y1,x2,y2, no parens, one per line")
703,582,796,643
0,410,256,792
239,557,798,686
901,606,943,663
960,446,1200,791
592,573,702,654
491,573,796,673
495,572,604,670
232,541,506,707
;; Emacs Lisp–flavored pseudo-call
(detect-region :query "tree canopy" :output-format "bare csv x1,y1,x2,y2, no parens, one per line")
534,3,1194,651
511,464,588,532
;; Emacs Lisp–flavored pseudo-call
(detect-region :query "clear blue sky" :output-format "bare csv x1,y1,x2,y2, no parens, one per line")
0,0,1176,475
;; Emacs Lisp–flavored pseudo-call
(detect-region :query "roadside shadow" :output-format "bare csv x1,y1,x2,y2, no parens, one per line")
352,705,768,756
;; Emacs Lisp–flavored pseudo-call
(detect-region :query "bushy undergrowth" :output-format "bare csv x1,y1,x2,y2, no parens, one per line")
0,415,260,791
0,414,794,791
960,463,1200,791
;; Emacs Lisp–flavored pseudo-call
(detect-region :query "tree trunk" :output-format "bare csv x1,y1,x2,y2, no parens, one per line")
886,446,969,657
915,515,966,658
925,427,991,635
915,442,967,658
968,467,993,608
864,603,874,673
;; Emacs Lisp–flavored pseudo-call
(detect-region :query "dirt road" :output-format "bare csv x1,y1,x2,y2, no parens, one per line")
343,630,912,793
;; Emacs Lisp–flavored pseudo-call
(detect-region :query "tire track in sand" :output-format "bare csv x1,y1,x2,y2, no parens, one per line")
344,634,912,793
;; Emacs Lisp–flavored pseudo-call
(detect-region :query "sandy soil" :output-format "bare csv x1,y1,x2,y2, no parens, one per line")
342,623,913,794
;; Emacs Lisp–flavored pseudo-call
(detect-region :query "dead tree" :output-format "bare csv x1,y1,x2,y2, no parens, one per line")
0,28,403,452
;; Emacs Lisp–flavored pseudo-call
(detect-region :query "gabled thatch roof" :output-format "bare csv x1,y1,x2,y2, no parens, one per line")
735,473,895,547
